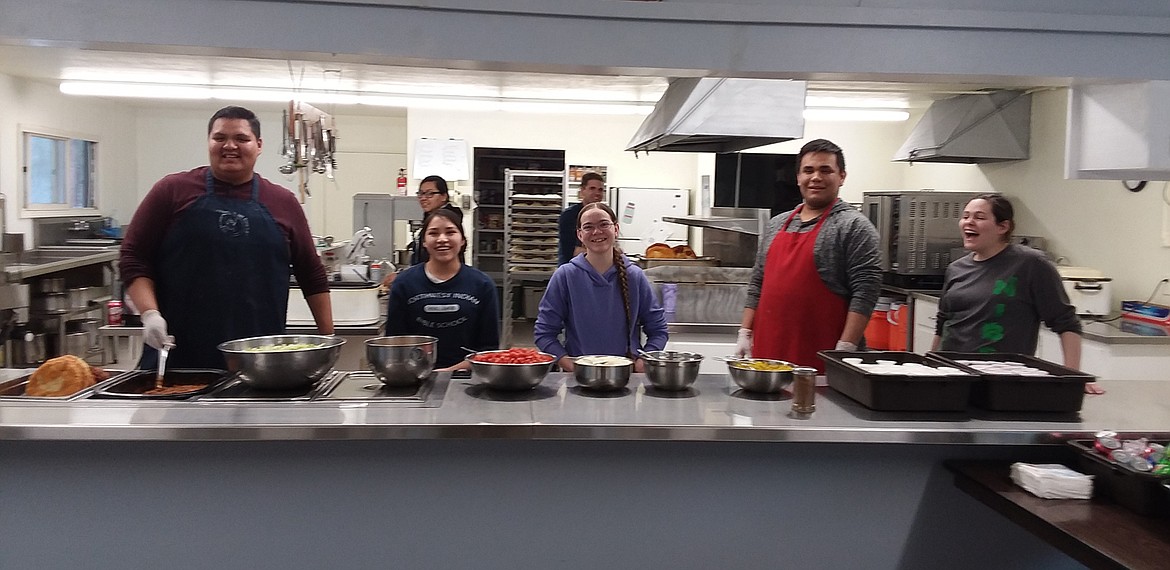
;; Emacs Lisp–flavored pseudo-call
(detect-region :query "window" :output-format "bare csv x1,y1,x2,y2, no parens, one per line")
22,129,97,212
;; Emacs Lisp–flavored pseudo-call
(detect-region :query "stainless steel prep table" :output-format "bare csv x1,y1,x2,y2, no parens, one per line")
1,370,1165,442
2,368,1159,570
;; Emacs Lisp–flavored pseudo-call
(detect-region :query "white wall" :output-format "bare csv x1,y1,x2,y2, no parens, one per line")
982,89,1170,303
0,74,138,243
132,102,407,240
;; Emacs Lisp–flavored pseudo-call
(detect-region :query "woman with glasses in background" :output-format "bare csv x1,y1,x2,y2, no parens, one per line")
534,203,669,372
410,174,464,265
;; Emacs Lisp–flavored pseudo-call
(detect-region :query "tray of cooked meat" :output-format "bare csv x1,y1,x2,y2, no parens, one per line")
90,369,233,400
0,355,122,400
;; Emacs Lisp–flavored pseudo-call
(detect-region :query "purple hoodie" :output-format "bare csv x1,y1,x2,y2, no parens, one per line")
534,254,669,360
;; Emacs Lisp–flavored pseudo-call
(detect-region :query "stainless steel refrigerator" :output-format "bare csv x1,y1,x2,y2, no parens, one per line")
606,187,690,253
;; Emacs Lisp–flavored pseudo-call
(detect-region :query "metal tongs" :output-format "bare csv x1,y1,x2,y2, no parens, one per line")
155,343,174,390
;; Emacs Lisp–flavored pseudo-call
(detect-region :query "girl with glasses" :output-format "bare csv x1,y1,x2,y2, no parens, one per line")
410,175,464,266
534,203,669,372
387,208,499,370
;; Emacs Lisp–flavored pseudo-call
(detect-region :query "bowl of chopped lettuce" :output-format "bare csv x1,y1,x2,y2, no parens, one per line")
217,334,345,390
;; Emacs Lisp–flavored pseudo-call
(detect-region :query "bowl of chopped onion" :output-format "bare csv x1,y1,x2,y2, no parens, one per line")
573,355,634,391
217,334,345,390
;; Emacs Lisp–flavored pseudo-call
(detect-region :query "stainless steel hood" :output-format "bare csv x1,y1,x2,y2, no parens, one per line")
626,78,806,154
893,90,1031,164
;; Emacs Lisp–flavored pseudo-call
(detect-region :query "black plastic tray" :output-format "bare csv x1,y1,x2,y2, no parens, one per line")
91,369,232,400
818,350,975,411
1068,439,1170,517
929,352,1092,412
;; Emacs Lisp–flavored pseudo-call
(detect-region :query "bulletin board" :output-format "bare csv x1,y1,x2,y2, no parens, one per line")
413,138,470,181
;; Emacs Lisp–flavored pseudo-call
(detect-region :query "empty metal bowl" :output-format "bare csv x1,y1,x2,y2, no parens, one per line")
573,356,633,391
727,358,796,393
365,335,437,387
218,334,345,390
468,350,556,391
642,350,703,391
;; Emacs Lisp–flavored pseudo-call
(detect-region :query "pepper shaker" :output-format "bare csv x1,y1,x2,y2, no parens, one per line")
791,366,818,414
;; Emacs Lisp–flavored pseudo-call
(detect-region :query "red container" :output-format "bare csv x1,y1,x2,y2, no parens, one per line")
106,300,123,326
865,309,889,350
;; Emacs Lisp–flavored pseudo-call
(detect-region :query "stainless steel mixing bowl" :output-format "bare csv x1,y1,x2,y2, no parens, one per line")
468,350,555,391
727,359,795,393
573,357,633,391
365,335,437,387
217,334,345,390
642,350,703,391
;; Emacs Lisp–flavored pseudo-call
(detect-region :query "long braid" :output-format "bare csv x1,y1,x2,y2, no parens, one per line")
613,247,633,357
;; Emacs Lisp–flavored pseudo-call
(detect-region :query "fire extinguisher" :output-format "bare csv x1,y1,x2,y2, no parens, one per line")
396,169,408,196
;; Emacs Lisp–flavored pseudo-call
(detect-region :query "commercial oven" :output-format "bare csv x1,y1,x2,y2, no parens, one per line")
862,191,984,281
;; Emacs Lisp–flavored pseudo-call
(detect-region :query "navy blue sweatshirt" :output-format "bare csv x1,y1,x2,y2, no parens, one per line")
386,263,500,368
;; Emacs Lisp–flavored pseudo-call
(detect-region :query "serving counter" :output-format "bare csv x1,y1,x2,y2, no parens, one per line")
2,371,1164,570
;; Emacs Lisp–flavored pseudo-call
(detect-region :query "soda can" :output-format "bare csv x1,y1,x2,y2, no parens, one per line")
107,300,123,326
1145,443,1166,463
1090,435,1118,456
1110,449,1133,464
1129,456,1154,472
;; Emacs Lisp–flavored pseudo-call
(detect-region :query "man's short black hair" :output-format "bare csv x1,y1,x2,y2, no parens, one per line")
208,106,261,139
797,139,845,172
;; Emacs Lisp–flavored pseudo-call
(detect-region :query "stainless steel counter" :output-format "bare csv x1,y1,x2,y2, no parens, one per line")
1,248,119,281
1,369,1165,443
911,291,1170,345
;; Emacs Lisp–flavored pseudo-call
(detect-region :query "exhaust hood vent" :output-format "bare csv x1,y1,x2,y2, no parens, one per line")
626,78,806,154
893,90,1032,164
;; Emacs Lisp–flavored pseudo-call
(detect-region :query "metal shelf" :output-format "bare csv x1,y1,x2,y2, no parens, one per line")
502,168,567,346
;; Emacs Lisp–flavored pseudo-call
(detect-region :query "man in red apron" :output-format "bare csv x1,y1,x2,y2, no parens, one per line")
120,106,334,369
736,139,881,372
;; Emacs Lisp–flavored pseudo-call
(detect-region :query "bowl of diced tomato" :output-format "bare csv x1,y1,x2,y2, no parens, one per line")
467,348,556,390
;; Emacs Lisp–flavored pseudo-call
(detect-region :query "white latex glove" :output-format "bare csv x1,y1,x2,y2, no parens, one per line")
736,328,753,358
835,340,858,351
141,309,175,350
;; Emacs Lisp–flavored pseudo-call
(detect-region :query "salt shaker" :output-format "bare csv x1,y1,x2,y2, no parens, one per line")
791,366,818,414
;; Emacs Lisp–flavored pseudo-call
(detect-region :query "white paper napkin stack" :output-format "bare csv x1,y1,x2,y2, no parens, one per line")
1010,462,1094,499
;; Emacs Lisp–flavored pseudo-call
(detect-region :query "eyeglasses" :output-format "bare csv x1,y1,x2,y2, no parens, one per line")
416,191,442,198
579,221,615,233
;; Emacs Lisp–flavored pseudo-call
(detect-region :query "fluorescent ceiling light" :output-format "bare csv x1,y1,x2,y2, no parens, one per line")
59,81,895,119
803,108,910,122
60,81,653,115
806,95,910,109
60,81,212,99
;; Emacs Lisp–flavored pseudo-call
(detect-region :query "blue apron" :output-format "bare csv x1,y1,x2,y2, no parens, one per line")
138,168,290,370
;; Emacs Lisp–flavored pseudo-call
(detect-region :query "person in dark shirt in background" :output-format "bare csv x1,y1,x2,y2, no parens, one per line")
119,105,333,370
557,172,606,265
386,208,499,369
